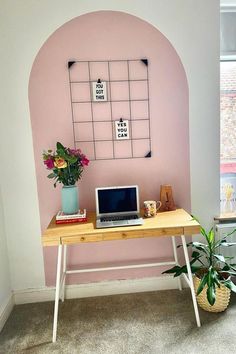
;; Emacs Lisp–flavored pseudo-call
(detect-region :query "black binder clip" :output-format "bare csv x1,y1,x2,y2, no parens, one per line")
97,78,101,83
119,117,123,123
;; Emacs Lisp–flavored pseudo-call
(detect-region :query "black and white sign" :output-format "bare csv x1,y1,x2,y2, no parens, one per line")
114,120,130,140
92,81,107,101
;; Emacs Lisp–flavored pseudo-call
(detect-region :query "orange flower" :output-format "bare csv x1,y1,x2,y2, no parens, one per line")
54,157,67,169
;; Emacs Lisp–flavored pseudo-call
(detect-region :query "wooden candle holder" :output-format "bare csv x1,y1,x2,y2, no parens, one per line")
159,185,176,212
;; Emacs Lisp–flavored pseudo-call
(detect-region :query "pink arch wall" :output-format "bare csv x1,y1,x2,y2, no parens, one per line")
29,11,190,286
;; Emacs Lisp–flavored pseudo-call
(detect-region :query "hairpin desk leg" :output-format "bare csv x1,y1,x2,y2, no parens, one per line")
52,244,62,343
181,235,201,327
61,245,67,302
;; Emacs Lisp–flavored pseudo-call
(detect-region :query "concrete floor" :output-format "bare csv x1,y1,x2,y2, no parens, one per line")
1,289,236,354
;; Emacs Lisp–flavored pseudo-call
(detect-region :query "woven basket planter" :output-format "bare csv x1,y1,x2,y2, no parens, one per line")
193,275,231,313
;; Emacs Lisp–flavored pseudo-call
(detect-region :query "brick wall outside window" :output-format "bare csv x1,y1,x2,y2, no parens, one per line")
221,62,236,173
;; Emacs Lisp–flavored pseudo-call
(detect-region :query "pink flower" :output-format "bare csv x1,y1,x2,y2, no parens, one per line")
44,158,54,169
68,148,81,157
81,156,89,166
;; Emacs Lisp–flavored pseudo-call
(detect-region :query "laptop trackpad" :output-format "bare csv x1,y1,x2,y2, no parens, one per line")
113,220,128,226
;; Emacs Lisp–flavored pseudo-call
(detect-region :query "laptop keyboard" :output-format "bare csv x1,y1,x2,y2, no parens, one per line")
101,215,139,222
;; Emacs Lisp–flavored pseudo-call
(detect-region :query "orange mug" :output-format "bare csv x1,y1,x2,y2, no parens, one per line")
143,200,162,218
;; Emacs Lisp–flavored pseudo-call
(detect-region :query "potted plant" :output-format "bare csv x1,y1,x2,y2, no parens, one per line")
43,142,89,214
163,219,236,312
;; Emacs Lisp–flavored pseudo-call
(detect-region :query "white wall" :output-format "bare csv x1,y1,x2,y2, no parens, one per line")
0,186,11,311
0,0,220,291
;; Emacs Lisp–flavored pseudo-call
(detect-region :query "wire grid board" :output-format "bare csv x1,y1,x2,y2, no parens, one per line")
68,59,151,160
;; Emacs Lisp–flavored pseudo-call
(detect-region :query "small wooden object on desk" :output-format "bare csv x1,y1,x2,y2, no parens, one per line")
159,185,176,212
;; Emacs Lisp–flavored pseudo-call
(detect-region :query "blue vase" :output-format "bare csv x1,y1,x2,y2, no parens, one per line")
61,185,79,214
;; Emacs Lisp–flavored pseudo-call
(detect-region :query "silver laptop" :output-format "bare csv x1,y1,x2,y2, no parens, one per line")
95,185,143,228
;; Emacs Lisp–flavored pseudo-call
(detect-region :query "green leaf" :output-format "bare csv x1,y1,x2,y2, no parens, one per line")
191,216,208,240
162,266,181,274
225,228,236,238
56,142,69,160
207,284,216,306
191,215,200,223
192,241,207,247
192,251,200,258
192,242,209,254
205,268,216,305
191,265,202,274
174,266,187,277
65,154,77,164
213,254,225,263
200,227,208,239
226,264,236,273
47,173,55,179
211,269,221,287
228,265,236,274
56,142,78,164
220,241,236,247
190,257,201,265
196,273,208,295
222,279,236,292
221,264,230,271
56,142,66,151
207,266,213,287
177,242,192,249
163,262,201,277
208,228,214,244
216,228,236,247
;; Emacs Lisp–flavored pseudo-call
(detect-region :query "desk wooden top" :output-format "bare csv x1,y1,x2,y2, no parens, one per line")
42,208,200,246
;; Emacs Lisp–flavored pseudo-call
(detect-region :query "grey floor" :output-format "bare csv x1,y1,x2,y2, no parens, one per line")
0,289,236,354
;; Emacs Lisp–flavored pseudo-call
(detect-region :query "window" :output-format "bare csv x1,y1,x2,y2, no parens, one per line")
220,7,236,214
221,61,236,165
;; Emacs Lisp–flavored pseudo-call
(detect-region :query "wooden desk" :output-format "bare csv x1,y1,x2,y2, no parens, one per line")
42,209,201,342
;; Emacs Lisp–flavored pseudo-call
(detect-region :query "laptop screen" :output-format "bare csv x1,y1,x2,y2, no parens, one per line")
96,186,139,215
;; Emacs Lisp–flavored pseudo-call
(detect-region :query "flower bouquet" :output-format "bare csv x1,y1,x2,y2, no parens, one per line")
43,142,89,214
43,142,89,188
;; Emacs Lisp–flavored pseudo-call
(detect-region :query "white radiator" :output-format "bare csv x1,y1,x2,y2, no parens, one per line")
215,223,236,264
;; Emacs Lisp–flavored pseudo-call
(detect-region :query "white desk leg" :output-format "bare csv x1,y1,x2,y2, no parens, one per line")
61,245,67,302
181,235,201,327
171,236,182,291
52,244,62,343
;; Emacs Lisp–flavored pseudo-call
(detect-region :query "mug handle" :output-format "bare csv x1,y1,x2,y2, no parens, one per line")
156,201,162,212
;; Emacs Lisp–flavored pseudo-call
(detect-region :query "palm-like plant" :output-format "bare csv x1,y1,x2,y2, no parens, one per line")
163,220,236,305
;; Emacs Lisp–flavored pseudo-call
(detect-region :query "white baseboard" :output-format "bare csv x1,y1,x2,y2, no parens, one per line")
14,275,181,305
0,294,14,332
